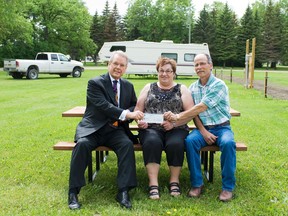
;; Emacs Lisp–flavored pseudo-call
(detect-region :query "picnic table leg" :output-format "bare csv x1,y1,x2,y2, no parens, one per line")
88,152,93,183
203,151,208,176
201,151,204,164
100,151,104,163
208,151,215,183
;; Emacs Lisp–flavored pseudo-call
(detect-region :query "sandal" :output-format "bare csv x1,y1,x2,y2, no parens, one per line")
148,185,160,200
169,182,181,197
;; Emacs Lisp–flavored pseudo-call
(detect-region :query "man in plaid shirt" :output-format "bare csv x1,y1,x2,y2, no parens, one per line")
164,53,236,202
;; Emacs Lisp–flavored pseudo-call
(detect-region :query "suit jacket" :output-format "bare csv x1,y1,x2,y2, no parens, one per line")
74,72,138,143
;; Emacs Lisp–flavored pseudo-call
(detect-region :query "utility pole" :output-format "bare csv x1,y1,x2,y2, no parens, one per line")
186,6,192,44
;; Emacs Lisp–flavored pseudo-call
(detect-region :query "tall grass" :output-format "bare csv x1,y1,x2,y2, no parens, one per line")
0,69,287,215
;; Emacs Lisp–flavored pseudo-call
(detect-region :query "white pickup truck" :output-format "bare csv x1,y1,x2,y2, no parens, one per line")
3,52,84,79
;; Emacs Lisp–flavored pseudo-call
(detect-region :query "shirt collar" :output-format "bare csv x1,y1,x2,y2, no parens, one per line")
109,74,119,84
197,73,215,87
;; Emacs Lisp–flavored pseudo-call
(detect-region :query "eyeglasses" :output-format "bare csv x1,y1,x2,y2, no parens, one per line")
158,69,174,74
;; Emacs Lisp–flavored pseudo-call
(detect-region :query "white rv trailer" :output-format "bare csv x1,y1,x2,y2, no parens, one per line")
98,40,210,76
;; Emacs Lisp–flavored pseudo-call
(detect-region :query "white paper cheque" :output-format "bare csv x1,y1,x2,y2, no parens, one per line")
143,113,163,124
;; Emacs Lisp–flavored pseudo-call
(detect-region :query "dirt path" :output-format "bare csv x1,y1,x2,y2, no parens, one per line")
220,75,288,100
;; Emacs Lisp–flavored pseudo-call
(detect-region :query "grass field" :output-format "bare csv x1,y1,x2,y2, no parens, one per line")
0,68,287,215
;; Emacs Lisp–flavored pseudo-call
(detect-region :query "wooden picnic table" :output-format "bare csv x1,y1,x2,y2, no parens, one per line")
56,106,245,183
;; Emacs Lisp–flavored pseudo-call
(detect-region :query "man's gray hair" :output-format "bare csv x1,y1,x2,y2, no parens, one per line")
109,50,128,65
205,53,213,64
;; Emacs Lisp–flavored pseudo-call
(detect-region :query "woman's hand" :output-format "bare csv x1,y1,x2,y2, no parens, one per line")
161,120,174,131
137,120,148,129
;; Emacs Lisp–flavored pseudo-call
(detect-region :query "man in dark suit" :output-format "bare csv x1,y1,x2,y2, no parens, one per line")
68,50,144,210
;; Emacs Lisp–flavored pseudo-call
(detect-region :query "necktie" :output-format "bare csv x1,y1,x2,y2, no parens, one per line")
112,80,118,106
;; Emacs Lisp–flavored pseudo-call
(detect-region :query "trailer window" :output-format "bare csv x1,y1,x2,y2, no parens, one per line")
161,53,178,62
110,46,126,52
184,53,195,62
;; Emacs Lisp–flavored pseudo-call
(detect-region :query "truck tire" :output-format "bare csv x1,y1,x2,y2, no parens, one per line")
11,73,23,79
27,68,39,80
59,73,69,78
72,68,82,78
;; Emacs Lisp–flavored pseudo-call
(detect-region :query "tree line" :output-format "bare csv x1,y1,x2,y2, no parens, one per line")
1,0,287,68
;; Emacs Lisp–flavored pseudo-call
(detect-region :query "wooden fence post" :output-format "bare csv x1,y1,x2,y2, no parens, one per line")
264,71,268,98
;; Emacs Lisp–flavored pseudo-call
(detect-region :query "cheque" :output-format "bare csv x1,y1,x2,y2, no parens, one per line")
142,113,163,124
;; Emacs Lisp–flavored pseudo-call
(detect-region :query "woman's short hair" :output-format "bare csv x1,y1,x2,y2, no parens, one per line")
156,57,177,73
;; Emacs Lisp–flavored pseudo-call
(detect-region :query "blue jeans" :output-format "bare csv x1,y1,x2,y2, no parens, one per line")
185,125,236,191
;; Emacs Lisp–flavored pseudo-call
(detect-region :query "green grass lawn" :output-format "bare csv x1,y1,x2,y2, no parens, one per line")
0,69,287,215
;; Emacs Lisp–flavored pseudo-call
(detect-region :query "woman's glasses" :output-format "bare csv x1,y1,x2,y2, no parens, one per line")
158,70,173,74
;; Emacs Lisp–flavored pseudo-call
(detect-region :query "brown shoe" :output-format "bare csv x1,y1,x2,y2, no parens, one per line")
219,190,233,202
187,186,203,198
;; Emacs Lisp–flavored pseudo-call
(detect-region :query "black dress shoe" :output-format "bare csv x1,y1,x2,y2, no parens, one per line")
116,191,132,209
68,193,81,210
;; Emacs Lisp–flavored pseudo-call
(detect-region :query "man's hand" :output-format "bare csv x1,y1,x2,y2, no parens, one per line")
201,130,218,145
126,110,144,121
163,111,177,122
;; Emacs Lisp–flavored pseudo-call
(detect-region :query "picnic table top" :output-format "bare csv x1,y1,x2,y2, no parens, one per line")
62,106,241,118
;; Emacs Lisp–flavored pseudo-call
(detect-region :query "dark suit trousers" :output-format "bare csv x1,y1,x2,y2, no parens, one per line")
69,124,137,193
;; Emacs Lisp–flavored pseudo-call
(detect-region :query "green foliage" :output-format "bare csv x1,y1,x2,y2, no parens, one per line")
90,0,125,55
260,0,282,68
192,6,217,59
1,0,288,68
279,0,288,64
125,0,193,43
0,0,95,63
214,3,238,67
0,68,287,215
0,0,33,43
237,6,256,66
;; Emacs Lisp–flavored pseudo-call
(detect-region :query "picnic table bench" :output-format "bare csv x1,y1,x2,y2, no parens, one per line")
54,106,247,183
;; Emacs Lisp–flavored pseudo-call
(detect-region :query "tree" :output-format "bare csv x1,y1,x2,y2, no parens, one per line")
237,5,257,67
0,0,33,64
126,0,193,43
125,0,155,40
253,10,265,67
192,5,217,57
24,0,95,60
90,12,103,57
213,3,238,67
112,3,126,41
279,0,288,64
154,0,193,43
0,0,32,43
260,0,282,68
